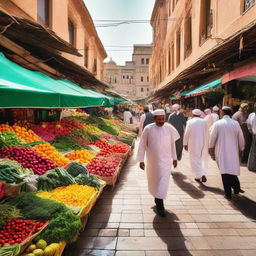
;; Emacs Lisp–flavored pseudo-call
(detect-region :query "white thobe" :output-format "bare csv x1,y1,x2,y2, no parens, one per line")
183,117,208,178
123,111,132,124
209,116,245,175
204,114,214,130
211,113,219,123
247,113,256,134
137,123,180,199
139,113,146,136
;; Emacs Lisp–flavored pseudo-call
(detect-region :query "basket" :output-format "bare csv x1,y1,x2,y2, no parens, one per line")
57,241,67,256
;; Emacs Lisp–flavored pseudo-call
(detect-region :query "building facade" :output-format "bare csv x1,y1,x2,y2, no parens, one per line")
0,0,107,81
150,0,256,107
104,44,152,100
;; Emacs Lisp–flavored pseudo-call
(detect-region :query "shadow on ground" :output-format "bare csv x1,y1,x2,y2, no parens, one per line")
153,211,193,256
172,172,205,199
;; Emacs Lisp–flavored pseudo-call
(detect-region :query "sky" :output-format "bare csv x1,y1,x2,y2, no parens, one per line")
85,0,155,65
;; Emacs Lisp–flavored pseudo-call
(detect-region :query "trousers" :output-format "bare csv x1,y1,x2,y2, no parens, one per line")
154,198,164,210
221,174,240,198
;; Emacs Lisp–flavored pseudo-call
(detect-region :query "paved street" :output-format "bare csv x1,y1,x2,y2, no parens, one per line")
64,140,256,256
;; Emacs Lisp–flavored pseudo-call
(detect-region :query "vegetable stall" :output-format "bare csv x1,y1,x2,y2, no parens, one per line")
0,112,137,256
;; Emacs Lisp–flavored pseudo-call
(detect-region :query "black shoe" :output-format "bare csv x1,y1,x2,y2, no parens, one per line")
201,176,207,183
157,209,166,217
225,195,232,201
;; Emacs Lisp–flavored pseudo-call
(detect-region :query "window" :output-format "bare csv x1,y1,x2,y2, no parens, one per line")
172,0,175,11
141,58,145,64
147,76,149,82
168,0,171,16
127,75,129,79
184,15,192,58
146,58,149,64
37,0,49,26
93,59,97,74
68,19,75,46
84,45,89,68
176,30,181,67
199,0,212,44
114,78,117,83
141,88,144,92
168,47,171,74
244,0,256,11
141,76,144,82
123,75,125,79
147,88,149,92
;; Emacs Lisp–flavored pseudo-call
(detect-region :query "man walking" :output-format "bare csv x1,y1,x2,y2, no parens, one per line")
233,103,251,163
137,109,180,217
139,106,155,136
183,109,208,182
168,104,187,160
247,103,256,171
209,106,245,200
211,106,220,122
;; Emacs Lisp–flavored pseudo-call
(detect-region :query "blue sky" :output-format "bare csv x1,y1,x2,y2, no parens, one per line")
85,0,155,65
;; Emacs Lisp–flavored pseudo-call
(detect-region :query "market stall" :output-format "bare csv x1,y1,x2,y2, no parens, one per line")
0,111,137,256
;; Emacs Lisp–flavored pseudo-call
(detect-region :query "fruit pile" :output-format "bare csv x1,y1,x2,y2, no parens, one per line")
0,146,56,175
22,239,60,256
32,144,69,166
87,156,122,177
37,184,97,207
0,219,46,247
65,149,95,164
83,124,105,135
0,124,41,143
30,126,56,142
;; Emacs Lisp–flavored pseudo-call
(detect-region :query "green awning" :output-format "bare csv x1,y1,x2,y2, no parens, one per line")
171,78,222,100
0,53,107,108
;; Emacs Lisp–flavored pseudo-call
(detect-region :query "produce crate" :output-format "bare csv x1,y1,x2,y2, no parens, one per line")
57,241,67,256
77,190,99,217
19,221,49,255
80,214,89,230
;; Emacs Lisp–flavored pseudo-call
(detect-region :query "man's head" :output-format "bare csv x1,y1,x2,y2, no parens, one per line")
204,108,211,115
192,109,203,117
153,109,165,126
213,106,219,113
144,106,149,113
240,103,249,113
221,106,232,117
172,104,180,112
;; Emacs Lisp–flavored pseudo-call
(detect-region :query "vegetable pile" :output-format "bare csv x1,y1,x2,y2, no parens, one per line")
32,143,69,166
0,164,23,184
0,131,25,148
0,146,56,175
0,219,46,247
65,149,95,164
87,156,122,177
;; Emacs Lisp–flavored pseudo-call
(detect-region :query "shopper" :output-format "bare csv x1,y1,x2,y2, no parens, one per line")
183,109,208,183
209,106,245,200
247,103,256,171
137,109,179,217
123,108,132,124
167,104,187,160
232,103,251,163
138,106,155,136
211,106,220,122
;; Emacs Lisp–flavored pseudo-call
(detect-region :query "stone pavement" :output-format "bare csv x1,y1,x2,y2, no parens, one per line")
63,140,256,256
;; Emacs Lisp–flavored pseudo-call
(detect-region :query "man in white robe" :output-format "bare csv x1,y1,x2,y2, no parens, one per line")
211,106,220,123
123,108,132,124
209,106,245,200
137,109,180,217
247,103,256,171
204,108,214,131
183,109,208,182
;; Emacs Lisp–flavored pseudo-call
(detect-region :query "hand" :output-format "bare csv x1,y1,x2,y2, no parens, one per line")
184,145,188,151
173,160,177,168
139,162,145,170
